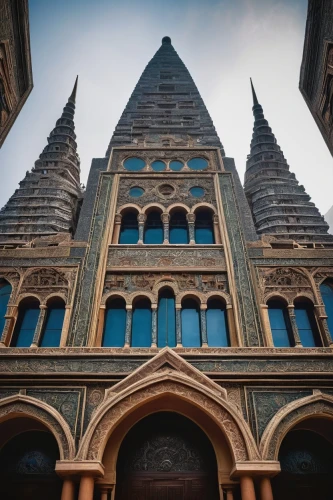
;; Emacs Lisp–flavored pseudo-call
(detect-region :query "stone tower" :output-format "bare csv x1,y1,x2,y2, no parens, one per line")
0,37,333,500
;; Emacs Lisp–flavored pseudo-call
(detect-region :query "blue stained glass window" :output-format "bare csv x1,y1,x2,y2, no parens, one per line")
102,298,126,347
181,298,201,347
119,212,139,244
124,157,145,171
294,304,320,347
190,187,205,198
268,301,293,347
40,301,65,347
11,299,40,347
151,161,166,172
144,211,163,244
129,187,144,198
169,161,183,171
0,281,11,336
132,299,152,347
195,210,215,244
157,289,176,347
320,282,333,335
169,211,189,244
206,299,230,347
188,157,208,170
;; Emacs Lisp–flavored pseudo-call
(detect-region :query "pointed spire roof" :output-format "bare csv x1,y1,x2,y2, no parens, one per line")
106,37,224,155
244,81,331,242
0,78,82,245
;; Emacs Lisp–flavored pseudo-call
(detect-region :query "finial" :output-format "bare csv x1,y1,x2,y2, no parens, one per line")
69,75,78,104
250,78,259,106
162,36,171,45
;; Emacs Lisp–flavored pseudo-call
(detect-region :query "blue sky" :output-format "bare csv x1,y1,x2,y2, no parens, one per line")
1,0,332,220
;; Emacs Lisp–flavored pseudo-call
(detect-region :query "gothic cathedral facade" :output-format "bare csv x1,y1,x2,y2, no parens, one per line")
0,37,333,500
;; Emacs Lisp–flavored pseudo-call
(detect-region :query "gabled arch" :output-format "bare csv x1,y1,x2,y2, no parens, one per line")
77,349,259,464
260,392,333,460
0,394,75,460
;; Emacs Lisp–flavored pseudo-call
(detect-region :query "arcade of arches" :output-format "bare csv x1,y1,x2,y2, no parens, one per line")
1,375,333,500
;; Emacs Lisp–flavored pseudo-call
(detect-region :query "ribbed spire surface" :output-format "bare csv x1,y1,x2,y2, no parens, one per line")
0,78,82,244
244,80,331,242
106,36,224,155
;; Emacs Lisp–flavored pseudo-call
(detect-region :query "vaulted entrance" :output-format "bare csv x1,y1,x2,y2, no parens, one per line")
115,412,220,500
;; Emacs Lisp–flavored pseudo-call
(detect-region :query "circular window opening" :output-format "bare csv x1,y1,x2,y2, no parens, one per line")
190,187,205,198
169,161,183,171
188,157,208,170
158,184,175,198
129,187,144,197
124,157,146,171
151,160,166,172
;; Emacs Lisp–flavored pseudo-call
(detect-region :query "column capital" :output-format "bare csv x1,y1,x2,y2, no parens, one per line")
56,460,104,478
230,461,280,479
39,304,48,310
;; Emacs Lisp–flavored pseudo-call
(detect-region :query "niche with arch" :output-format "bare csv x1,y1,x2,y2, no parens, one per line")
102,297,127,347
194,208,215,244
11,297,40,347
267,299,294,347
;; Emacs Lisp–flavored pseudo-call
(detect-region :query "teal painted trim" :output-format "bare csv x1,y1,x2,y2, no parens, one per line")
218,173,262,346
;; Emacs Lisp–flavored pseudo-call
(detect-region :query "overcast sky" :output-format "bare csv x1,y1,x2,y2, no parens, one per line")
1,0,332,222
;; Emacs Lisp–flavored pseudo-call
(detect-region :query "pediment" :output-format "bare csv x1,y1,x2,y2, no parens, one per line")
105,347,227,400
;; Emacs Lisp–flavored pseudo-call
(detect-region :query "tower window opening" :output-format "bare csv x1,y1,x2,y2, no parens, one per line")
119,212,139,244
11,298,40,347
0,280,11,336
207,298,230,347
188,157,208,170
195,210,215,244
144,211,163,244
320,281,333,335
131,298,152,347
267,300,294,347
294,300,321,347
157,289,176,347
40,298,65,347
102,297,126,347
181,298,201,347
169,210,189,244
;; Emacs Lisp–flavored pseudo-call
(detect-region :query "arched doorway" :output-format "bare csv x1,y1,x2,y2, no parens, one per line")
0,424,62,500
272,427,333,500
115,412,220,500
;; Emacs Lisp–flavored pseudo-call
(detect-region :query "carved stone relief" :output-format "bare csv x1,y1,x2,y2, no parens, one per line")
18,267,77,303
257,267,315,304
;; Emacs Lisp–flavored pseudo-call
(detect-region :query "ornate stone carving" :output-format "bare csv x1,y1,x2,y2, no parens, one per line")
18,267,76,303
107,248,226,270
258,267,315,304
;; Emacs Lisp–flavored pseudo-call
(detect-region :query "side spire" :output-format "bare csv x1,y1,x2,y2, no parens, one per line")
0,78,83,245
250,78,258,106
244,81,331,243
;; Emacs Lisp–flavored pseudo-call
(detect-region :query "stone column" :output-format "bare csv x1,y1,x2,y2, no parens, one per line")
225,488,235,500
60,305,72,347
240,476,256,500
162,212,170,244
31,304,47,347
95,306,106,347
287,305,302,346
124,306,132,347
213,214,221,244
200,304,208,347
176,305,182,347
315,304,333,346
0,305,17,346
186,213,196,244
61,478,75,500
112,213,122,244
259,477,273,500
226,305,238,347
151,304,158,347
137,214,146,244
100,488,108,500
260,305,274,347
78,476,95,500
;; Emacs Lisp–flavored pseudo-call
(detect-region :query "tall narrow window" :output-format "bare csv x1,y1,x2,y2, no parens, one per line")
132,298,152,347
119,212,139,244
181,298,201,347
267,300,293,347
157,289,176,347
206,298,230,347
169,211,189,244
195,210,215,244
11,298,40,347
0,280,11,335
320,281,333,335
102,297,126,347
294,301,321,347
144,211,163,244
40,298,65,347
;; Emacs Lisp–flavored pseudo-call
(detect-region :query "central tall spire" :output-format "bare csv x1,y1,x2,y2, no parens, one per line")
106,37,224,155
244,79,331,242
